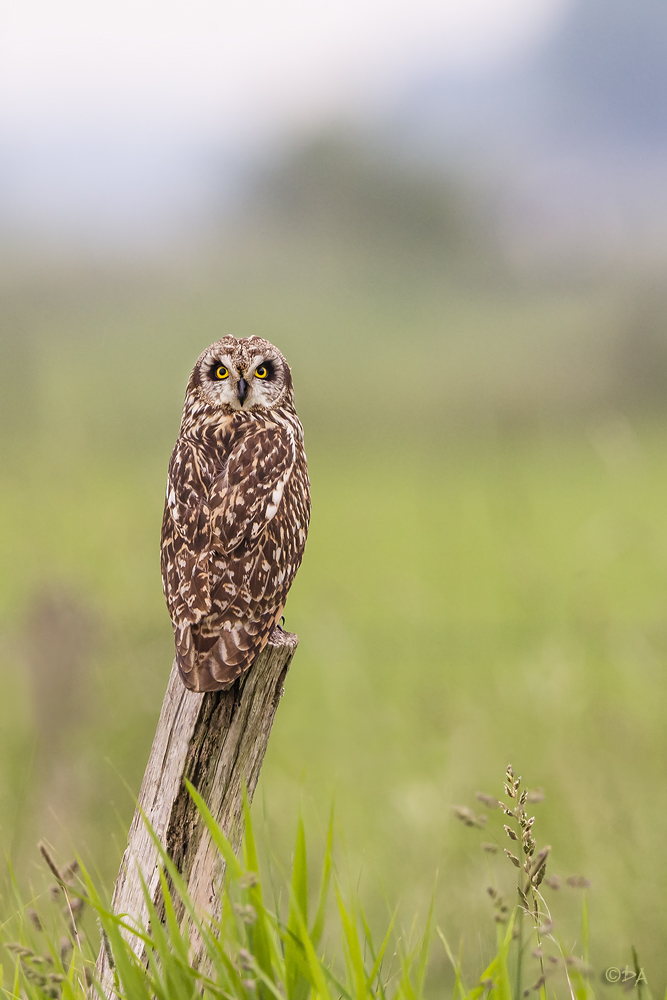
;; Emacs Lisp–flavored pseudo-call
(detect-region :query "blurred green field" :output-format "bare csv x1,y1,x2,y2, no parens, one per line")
1,261,667,989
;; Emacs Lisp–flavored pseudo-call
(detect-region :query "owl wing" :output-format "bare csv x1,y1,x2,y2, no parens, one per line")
177,423,298,691
207,421,296,555
163,421,299,691
162,437,213,625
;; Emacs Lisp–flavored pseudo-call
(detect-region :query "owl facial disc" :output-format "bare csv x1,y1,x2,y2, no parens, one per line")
193,336,292,414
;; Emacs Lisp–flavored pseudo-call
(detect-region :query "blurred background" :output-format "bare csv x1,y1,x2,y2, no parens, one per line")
3,0,667,987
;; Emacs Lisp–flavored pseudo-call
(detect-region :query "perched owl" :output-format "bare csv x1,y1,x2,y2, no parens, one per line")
160,336,310,692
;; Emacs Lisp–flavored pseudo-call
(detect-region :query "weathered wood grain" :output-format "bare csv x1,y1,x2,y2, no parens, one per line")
93,630,297,997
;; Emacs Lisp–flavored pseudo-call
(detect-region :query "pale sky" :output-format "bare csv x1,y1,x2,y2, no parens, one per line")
1,0,571,142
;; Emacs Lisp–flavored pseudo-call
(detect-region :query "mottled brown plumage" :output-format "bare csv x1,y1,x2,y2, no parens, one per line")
161,336,310,691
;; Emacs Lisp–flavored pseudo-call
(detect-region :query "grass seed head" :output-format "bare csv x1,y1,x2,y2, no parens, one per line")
234,904,258,924
238,948,254,971
566,957,593,976
504,765,522,799
6,943,34,957
566,875,591,889
27,908,43,932
238,872,260,889
22,964,47,986
63,896,85,919
481,842,499,853
39,842,64,885
452,805,485,828
60,937,73,966
60,860,79,885
522,834,536,856
476,793,501,809
534,866,547,888
529,846,551,878
99,926,115,970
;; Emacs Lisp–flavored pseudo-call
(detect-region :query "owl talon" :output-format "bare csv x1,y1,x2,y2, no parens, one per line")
269,618,287,641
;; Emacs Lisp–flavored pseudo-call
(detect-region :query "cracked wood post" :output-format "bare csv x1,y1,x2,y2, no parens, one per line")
93,629,298,997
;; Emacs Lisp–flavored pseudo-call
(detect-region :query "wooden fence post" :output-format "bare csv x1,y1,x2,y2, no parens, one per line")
92,629,298,996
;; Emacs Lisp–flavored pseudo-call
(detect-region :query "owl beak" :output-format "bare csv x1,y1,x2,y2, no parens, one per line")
237,377,249,405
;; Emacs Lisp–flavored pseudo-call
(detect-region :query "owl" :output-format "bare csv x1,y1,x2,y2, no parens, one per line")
160,336,310,692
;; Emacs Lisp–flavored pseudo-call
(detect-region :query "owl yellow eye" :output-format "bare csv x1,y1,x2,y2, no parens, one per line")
255,366,268,379
215,366,229,380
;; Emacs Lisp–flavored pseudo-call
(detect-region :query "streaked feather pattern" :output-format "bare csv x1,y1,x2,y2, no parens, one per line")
161,336,310,692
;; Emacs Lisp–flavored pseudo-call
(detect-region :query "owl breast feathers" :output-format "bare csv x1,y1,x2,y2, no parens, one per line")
160,335,310,692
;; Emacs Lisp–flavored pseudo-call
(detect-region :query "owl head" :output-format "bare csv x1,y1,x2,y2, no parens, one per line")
189,336,294,414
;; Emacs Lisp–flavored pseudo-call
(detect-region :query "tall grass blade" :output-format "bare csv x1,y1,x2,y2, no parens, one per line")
581,896,589,966
437,928,469,1000
285,814,310,1000
396,945,419,1000
513,906,523,1000
289,898,333,1000
310,806,334,950
416,890,435,995
336,885,368,1000
362,903,397,996
184,779,242,882
467,911,515,1000
242,790,277,992
96,901,152,1000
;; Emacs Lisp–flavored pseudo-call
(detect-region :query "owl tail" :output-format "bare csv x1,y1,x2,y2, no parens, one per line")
174,619,274,692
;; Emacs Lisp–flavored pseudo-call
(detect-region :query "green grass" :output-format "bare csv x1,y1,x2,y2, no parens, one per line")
0,778,609,1000
0,268,666,990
